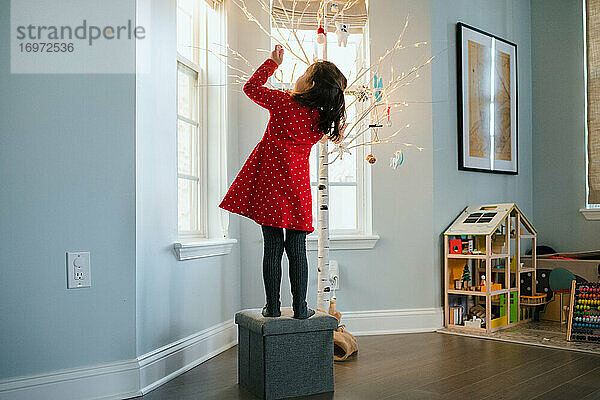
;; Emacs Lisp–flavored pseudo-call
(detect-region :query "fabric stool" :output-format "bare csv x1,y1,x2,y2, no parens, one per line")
235,307,338,399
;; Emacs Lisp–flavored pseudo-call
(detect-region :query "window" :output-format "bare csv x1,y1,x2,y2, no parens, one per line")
271,28,372,235
177,0,205,236
176,0,228,238
585,0,600,209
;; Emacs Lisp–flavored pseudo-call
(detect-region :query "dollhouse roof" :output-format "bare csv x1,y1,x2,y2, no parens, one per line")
444,203,536,236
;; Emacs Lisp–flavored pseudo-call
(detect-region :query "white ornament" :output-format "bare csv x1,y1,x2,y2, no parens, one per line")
333,141,351,160
335,22,349,47
317,25,327,45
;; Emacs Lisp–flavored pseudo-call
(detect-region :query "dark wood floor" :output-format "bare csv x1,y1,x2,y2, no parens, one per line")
138,333,600,400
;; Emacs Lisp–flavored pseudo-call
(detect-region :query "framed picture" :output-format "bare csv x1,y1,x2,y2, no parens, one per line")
457,22,518,174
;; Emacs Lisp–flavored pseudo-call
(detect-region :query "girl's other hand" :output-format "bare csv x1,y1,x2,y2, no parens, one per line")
271,45,284,65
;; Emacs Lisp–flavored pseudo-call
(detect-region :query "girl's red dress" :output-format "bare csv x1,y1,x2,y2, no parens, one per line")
219,58,323,232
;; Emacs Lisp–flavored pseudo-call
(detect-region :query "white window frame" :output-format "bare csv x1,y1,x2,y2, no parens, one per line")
174,0,237,259
270,27,375,241
581,0,600,220
177,1,207,238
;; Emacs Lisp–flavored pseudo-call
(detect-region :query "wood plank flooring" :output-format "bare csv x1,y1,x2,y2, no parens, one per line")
137,333,600,400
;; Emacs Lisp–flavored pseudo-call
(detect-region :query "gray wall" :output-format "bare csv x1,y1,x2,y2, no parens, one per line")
430,0,534,273
531,0,600,251
0,0,136,378
135,0,242,356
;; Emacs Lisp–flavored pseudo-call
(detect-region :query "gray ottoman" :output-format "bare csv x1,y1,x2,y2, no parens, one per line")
235,307,338,399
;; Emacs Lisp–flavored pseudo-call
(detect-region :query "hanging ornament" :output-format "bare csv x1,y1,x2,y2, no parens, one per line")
317,24,327,44
333,141,352,160
335,22,349,47
389,150,404,170
357,85,370,102
373,75,383,102
330,3,340,13
348,85,370,102
366,154,376,164
385,105,392,127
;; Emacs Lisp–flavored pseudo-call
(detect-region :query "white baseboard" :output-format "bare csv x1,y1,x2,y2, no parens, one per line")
138,318,237,395
0,360,141,400
340,307,443,336
0,319,237,400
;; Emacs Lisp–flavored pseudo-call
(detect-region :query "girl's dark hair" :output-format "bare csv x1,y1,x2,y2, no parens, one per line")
291,61,347,142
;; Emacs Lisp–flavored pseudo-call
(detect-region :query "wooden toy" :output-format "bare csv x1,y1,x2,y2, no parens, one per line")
521,293,547,306
465,317,483,329
444,203,538,333
449,239,462,254
566,280,600,343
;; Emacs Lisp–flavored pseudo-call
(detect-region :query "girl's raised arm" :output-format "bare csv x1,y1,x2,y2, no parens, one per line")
243,47,287,111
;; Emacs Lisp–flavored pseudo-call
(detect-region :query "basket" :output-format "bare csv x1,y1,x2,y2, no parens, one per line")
521,293,547,306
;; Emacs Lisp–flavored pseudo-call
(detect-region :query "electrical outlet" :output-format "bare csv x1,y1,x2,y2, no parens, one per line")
329,259,339,291
67,252,91,289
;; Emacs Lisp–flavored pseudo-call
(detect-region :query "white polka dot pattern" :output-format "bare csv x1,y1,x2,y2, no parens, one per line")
219,58,324,233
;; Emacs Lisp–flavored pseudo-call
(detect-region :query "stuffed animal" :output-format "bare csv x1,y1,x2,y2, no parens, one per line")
335,22,349,47
316,24,326,44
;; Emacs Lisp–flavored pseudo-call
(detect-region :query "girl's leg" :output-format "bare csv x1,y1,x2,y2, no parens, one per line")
261,225,284,317
284,228,315,319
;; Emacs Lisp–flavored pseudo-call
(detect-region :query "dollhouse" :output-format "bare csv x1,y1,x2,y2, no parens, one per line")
443,203,541,333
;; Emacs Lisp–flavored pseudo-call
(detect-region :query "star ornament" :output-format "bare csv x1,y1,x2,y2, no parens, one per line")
333,141,352,160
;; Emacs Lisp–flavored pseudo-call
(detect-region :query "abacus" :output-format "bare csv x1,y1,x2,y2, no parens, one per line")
567,280,600,343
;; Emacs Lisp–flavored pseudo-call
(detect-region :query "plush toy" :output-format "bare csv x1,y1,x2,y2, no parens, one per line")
317,24,326,44
335,22,349,47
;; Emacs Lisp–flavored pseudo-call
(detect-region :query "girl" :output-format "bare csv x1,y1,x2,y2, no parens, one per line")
219,45,347,319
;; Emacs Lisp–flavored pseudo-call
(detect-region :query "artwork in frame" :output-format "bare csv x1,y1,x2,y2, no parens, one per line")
457,22,518,174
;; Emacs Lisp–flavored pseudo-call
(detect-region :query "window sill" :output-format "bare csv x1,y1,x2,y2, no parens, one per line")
579,208,600,221
306,234,380,251
173,238,237,261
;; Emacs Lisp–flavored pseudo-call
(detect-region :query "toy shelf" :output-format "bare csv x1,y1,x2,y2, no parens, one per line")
448,254,509,260
448,289,510,296
443,203,538,333
447,323,486,333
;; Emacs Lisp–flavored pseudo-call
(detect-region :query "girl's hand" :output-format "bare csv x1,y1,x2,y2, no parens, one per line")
271,45,284,65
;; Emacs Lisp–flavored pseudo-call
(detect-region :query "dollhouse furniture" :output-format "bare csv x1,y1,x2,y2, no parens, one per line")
444,203,539,333
235,308,338,399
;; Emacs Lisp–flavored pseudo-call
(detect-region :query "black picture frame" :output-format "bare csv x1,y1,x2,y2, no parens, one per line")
456,22,518,175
